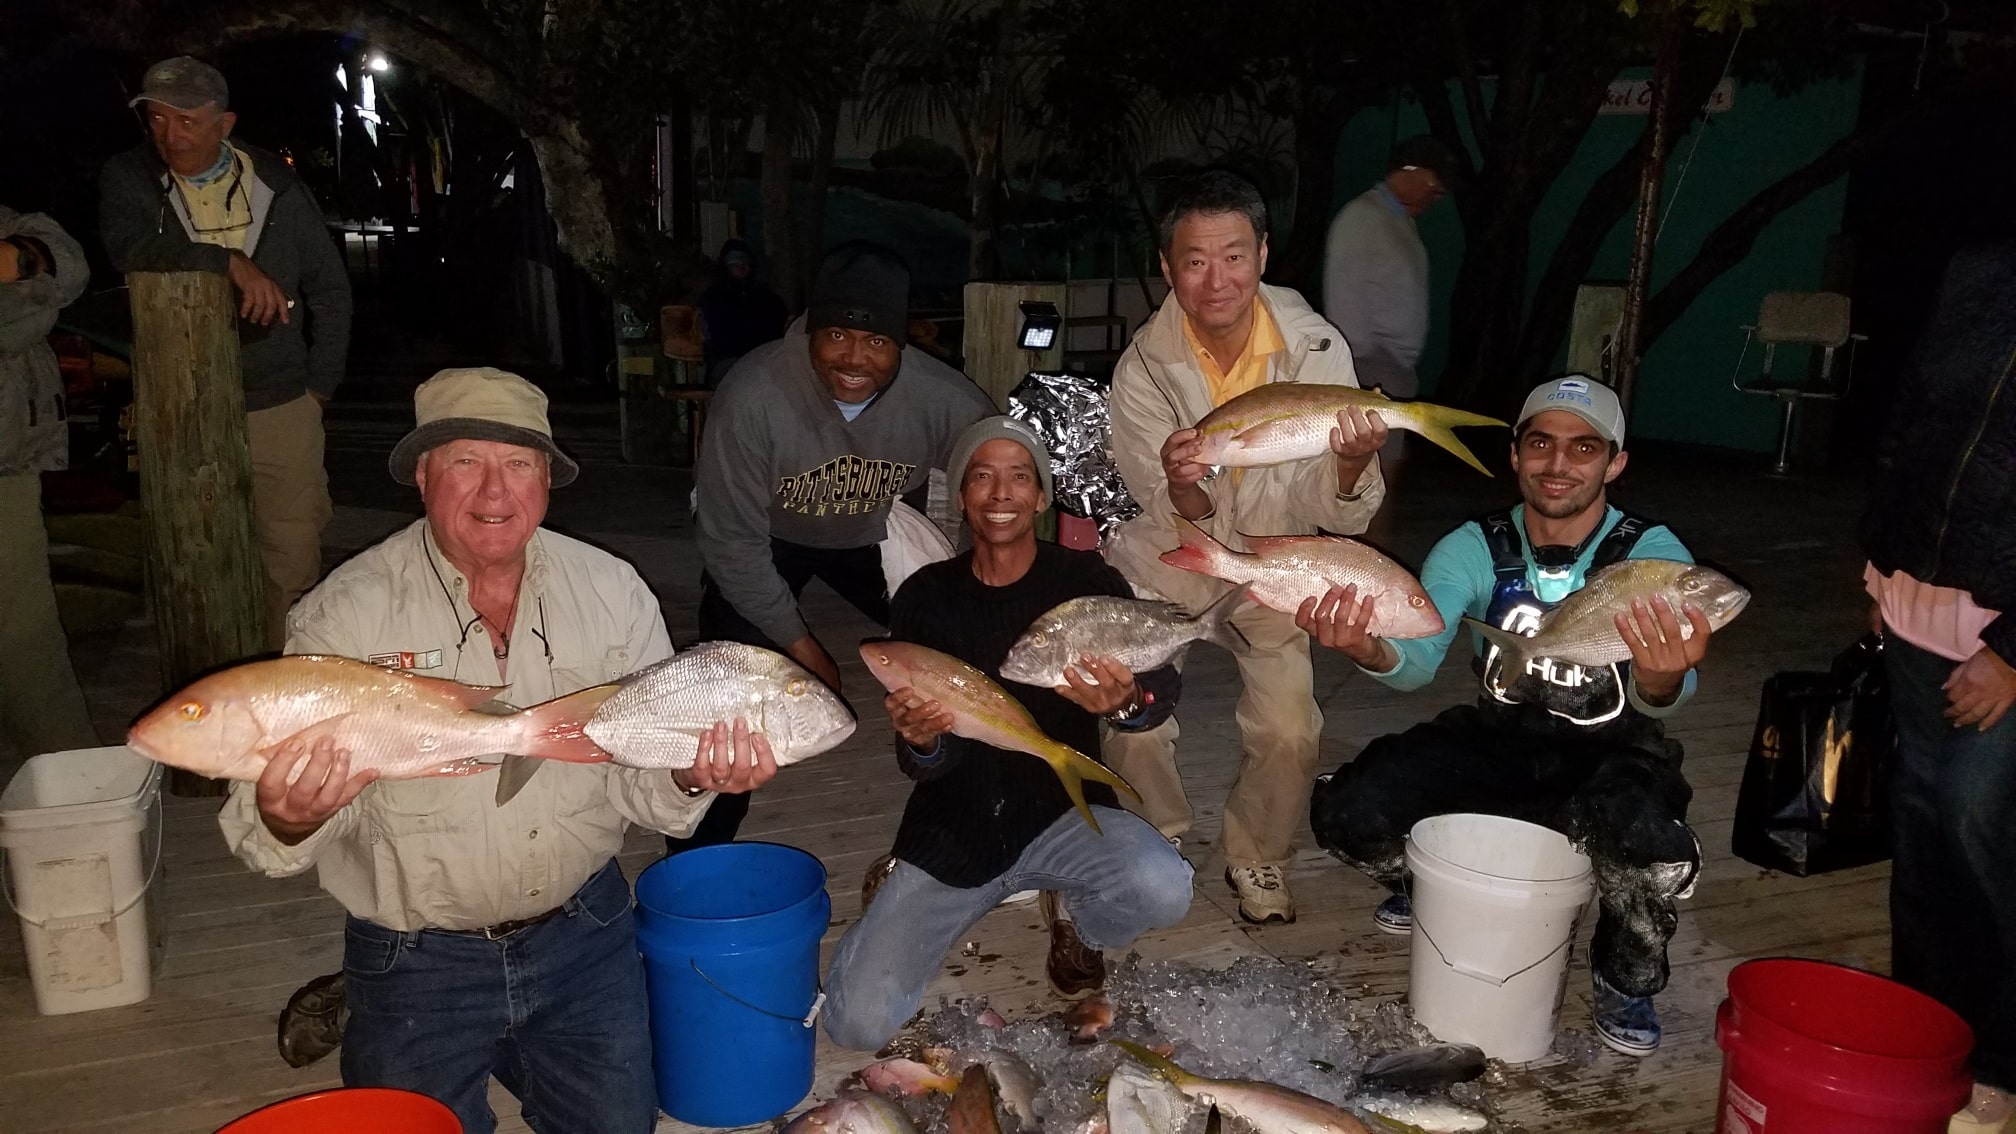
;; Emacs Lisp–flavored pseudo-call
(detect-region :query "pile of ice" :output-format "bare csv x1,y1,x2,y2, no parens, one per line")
879,954,1488,1134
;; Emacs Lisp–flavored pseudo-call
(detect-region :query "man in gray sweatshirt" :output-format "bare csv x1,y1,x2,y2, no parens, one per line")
682,242,991,849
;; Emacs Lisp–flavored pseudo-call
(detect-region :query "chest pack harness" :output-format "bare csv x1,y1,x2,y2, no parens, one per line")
1472,507,1652,726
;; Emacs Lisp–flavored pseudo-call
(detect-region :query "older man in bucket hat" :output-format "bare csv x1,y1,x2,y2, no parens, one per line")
218,368,778,1133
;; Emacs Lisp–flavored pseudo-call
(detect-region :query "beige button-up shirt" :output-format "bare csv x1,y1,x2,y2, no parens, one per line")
218,520,714,932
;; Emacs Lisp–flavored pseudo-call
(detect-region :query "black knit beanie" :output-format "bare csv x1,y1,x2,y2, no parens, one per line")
806,242,910,342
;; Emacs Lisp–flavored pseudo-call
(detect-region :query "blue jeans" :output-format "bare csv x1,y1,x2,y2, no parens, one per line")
1886,635,2016,1092
339,859,658,1134
822,806,1193,1051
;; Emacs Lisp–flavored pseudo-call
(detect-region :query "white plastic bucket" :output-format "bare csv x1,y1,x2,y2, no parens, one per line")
0,746,164,1015
1405,813,1594,1062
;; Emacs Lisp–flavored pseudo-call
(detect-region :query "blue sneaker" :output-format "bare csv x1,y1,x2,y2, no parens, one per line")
1373,893,1413,935
1591,970,1661,1056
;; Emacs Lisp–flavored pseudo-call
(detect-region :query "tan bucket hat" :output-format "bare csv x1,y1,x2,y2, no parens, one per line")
388,367,580,487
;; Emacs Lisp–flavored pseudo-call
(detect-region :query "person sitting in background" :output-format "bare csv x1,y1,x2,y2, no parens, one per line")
697,237,788,386
1861,241,2016,1133
0,204,98,759
1305,377,1713,1057
221,368,776,1134
822,417,1192,1051
683,242,990,853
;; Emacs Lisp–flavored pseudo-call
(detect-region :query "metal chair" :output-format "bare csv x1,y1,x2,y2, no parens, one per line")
1729,291,1866,475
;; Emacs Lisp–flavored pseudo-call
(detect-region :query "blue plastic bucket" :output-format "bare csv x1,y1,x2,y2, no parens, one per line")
633,842,830,1127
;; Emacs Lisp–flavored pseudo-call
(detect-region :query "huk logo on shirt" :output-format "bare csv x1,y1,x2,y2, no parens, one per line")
367,650,444,671
775,455,915,517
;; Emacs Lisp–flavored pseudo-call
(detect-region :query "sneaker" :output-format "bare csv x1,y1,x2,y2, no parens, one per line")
861,854,897,911
1951,1083,2014,1133
1590,970,1662,1056
1040,891,1105,999
1224,864,1296,924
277,971,347,1068
1373,893,1413,935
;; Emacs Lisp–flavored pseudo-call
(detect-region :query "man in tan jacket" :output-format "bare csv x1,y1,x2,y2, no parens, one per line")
1105,170,1387,923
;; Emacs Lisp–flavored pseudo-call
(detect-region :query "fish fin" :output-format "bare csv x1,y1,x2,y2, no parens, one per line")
493,754,542,804
1042,740,1140,833
1108,1040,1196,1087
395,672,511,710
1159,515,1230,577
1461,617,1528,668
1405,408,1505,477
1363,1116,1432,1134
1195,585,1251,657
1360,1042,1488,1090
515,684,620,763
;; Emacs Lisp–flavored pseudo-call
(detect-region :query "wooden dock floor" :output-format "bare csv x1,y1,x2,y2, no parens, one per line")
0,435,1884,1134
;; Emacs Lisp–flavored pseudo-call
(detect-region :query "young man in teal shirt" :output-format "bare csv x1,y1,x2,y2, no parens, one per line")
1301,376,1720,1057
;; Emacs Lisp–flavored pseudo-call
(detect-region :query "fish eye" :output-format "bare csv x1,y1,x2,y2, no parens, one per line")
786,678,806,696
179,701,207,721
1408,595,1425,608
1030,632,1047,646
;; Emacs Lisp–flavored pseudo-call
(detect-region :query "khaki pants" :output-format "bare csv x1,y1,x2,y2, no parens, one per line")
0,473,98,757
1103,601,1321,868
246,394,333,651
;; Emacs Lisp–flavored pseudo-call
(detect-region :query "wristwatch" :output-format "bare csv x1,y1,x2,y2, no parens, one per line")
1104,687,1151,724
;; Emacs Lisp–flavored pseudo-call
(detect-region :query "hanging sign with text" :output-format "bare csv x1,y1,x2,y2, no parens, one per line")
1600,76,1737,115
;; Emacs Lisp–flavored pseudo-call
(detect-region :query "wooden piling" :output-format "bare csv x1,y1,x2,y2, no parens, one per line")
127,271,265,797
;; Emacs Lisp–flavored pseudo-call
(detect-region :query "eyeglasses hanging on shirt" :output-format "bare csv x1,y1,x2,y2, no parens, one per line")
425,539,554,685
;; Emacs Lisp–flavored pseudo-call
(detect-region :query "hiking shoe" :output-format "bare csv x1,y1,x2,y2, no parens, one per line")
277,971,347,1068
861,854,897,911
1591,969,1662,1056
1224,864,1296,924
1373,893,1413,935
1040,891,1105,999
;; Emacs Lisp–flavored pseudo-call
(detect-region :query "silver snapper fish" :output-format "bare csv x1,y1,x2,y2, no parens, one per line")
1191,384,1506,476
583,641,856,769
1352,1096,1489,1133
1159,516,1443,639
1110,1041,1372,1134
1462,558,1750,670
999,587,1249,688
782,1091,919,1134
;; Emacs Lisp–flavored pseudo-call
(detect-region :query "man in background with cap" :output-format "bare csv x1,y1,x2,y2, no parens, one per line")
100,55,352,650
823,416,1191,1051
684,241,990,851
698,237,788,385
219,368,777,1132
1303,375,1713,1057
1321,135,1457,400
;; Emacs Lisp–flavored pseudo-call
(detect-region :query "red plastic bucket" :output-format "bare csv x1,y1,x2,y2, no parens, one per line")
1715,959,1973,1134
215,1087,462,1133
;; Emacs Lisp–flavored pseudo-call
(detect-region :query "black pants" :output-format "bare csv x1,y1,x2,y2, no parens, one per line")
1310,703,1698,998
669,538,890,854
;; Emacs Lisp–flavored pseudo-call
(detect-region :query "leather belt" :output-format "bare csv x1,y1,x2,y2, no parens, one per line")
446,905,564,941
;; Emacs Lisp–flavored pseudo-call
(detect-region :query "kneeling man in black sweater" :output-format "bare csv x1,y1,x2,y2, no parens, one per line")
823,417,1195,1050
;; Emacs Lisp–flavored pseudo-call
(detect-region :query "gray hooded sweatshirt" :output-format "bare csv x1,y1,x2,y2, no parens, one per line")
0,207,90,476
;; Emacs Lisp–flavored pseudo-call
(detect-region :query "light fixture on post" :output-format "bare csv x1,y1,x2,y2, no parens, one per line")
1017,300,1062,352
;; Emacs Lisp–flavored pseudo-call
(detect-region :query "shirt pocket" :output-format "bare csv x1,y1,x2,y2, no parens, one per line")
549,644,637,696
363,778,473,840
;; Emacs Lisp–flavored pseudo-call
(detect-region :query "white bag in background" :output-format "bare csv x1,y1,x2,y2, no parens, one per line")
881,498,955,595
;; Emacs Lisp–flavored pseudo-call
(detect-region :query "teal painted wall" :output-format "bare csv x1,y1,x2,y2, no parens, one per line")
1332,62,1864,451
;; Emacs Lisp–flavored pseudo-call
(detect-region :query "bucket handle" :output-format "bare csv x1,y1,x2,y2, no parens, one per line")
689,958,826,1029
1404,874,1584,988
0,789,164,932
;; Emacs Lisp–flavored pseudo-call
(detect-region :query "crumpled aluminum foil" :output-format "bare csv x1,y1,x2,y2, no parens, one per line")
1008,371,1141,537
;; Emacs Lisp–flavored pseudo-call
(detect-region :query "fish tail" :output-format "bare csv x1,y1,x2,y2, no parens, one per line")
1195,585,1251,657
515,683,620,763
1406,413,1498,477
1108,1040,1196,1087
1159,515,1230,576
1042,739,1140,834
1460,617,1527,670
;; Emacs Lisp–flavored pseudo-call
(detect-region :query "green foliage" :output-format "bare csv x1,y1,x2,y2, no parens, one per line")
1617,0,1760,32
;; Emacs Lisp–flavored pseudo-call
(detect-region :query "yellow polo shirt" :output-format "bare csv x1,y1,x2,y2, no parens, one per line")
1182,300,1284,408
173,145,254,251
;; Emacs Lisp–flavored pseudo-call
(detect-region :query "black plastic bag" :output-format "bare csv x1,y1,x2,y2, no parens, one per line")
1731,634,1897,876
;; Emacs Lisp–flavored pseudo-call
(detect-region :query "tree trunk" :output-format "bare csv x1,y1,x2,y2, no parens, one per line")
804,91,842,284
760,83,801,306
669,81,697,245
127,272,265,798
968,0,1022,282
1614,5,1686,410
1275,97,1353,296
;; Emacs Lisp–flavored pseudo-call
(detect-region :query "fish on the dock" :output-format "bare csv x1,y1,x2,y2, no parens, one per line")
1191,384,1506,476
999,588,1249,689
1108,1062,1192,1134
1158,517,1442,638
781,1091,920,1134
974,1050,1041,1130
1065,995,1116,1045
853,1057,960,1098
1357,1044,1486,1092
583,641,856,769
1109,1040,1372,1134
1462,558,1750,670
948,1064,1004,1134
1352,1095,1490,1133
858,640,1140,834
126,654,613,783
